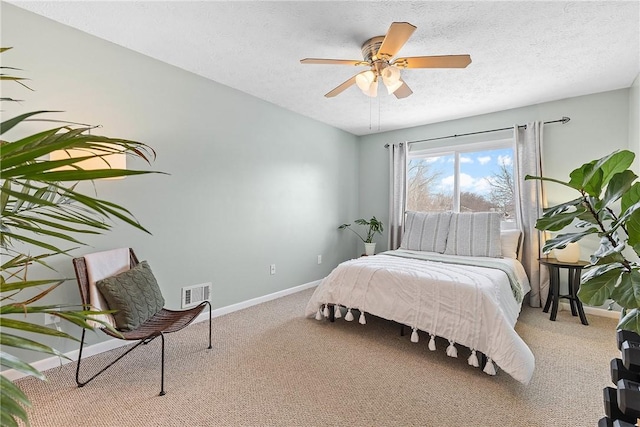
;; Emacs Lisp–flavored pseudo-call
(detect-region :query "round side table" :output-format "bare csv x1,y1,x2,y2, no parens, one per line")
538,257,590,325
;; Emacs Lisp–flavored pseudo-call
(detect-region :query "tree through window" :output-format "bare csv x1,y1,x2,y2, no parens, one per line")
407,142,516,222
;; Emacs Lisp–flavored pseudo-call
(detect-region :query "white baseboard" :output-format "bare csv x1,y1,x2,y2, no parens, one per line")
558,302,621,319
2,280,320,382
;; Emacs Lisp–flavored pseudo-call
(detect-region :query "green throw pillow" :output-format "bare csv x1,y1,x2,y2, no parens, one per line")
96,261,165,331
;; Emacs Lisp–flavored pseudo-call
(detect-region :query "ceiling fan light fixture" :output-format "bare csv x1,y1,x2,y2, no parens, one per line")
381,65,401,84
385,79,404,95
301,21,472,100
362,80,378,97
355,70,376,91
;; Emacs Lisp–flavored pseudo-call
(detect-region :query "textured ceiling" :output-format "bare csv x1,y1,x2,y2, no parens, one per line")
8,1,640,136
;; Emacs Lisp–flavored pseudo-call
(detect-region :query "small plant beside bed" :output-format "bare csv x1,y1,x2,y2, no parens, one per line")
338,216,384,255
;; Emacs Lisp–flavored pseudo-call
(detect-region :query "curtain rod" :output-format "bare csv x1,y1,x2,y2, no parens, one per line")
384,116,570,148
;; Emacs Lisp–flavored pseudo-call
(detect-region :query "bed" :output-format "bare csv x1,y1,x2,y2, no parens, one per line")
305,211,535,385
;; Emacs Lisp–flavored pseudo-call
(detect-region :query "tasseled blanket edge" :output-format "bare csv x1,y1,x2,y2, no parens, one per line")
315,306,499,378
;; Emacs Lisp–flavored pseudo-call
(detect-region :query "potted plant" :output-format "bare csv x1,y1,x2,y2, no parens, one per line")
525,150,640,334
1,47,160,425
338,216,384,255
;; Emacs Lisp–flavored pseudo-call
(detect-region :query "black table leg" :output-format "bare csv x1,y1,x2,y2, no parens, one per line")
539,258,590,326
550,267,560,321
568,268,579,316
543,275,553,313
569,269,589,325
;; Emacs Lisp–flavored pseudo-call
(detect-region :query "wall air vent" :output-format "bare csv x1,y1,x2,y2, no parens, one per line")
181,282,211,308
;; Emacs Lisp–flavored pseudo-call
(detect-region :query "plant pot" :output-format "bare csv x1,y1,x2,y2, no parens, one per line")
554,242,580,263
364,242,376,256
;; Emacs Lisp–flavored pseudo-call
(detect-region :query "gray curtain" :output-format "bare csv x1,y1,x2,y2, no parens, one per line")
514,122,549,307
388,142,407,250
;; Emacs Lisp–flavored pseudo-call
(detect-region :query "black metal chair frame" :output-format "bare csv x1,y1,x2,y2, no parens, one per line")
72,249,212,396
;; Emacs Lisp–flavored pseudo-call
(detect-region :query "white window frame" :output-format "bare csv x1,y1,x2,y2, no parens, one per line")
407,138,517,222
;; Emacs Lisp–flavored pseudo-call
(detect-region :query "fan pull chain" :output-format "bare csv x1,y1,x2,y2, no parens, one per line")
369,94,372,131
378,95,381,132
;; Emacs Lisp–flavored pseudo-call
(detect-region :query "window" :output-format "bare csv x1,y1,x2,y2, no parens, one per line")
407,139,516,222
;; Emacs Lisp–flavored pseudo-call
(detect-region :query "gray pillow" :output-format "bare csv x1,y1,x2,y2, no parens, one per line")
444,212,502,257
400,211,452,253
96,261,165,331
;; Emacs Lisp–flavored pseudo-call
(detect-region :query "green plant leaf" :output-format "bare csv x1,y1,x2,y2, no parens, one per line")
618,308,640,335
578,267,622,306
581,262,624,283
0,318,76,341
524,174,579,190
0,110,58,135
0,374,31,408
0,155,97,178
599,150,635,187
1,231,66,253
0,51,162,427
0,278,63,295
542,229,598,253
5,222,86,245
568,150,635,197
602,170,638,208
622,182,640,215
613,201,640,236
0,375,31,427
535,207,586,231
589,252,626,268
0,127,64,158
0,333,69,360
1,184,57,208
611,270,640,309
33,168,157,182
541,198,583,217
0,351,45,380
627,209,640,248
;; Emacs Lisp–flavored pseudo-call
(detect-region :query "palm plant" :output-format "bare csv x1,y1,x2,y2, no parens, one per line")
1,47,160,426
525,150,640,334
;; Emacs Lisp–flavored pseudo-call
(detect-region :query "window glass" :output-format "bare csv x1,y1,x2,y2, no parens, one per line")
407,154,454,212
407,143,516,223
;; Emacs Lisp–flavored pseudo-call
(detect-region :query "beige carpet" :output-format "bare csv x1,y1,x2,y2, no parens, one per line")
15,288,620,426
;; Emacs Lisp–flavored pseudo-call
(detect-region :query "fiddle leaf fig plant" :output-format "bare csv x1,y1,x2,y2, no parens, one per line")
525,150,640,334
338,216,384,243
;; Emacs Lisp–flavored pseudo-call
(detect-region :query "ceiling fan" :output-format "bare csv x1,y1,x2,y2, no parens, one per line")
300,22,471,99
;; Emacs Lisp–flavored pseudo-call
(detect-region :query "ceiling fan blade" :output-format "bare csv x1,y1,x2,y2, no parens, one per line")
325,75,358,98
301,58,367,66
394,55,472,69
393,81,413,99
377,22,417,59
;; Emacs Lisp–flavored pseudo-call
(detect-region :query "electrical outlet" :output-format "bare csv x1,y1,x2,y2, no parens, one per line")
44,309,60,325
317,255,322,264
270,264,276,275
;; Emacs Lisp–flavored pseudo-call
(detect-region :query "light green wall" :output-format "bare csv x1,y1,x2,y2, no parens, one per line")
629,73,640,173
2,4,359,362
358,88,633,259
2,2,637,367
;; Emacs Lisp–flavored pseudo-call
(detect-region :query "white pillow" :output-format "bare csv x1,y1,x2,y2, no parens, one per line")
444,212,502,258
500,229,522,259
400,211,452,253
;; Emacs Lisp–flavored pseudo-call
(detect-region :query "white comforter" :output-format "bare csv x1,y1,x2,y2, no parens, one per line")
305,249,535,384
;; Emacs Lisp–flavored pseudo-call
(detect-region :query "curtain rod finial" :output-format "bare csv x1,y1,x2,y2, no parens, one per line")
561,116,570,124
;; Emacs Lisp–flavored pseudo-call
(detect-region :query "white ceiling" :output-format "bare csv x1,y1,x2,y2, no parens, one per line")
9,1,640,136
